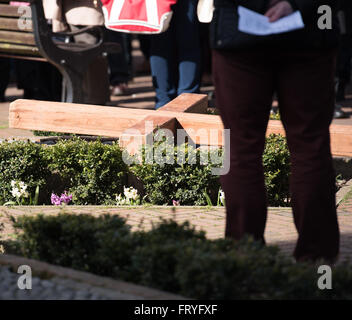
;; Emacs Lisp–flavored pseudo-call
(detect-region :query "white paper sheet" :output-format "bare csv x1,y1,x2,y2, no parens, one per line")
238,6,305,36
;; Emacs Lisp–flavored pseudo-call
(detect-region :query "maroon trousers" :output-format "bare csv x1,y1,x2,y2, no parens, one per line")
213,49,340,262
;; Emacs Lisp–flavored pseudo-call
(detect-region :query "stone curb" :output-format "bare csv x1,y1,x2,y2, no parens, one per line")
0,254,187,300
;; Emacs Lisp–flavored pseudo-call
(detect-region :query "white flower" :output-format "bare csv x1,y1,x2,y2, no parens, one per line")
11,187,21,198
117,187,140,205
19,181,27,192
219,190,225,205
116,194,127,205
10,181,29,199
124,187,138,201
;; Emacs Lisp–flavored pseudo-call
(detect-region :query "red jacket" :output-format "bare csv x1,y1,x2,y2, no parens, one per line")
101,0,177,34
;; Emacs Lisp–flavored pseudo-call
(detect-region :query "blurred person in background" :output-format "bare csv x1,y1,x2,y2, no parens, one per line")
43,0,110,104
0,58,10,102
150,0,202,109
106,30,132,96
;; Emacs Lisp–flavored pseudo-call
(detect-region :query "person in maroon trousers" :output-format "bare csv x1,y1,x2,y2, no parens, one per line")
212,0,340,263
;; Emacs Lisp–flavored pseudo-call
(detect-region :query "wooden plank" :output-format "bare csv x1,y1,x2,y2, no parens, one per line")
329,126,352,158
9,98,352,157
0,52,44,61
119,115,179,154
8,96,218,138
0,42,39,56
0,4,24,17
0,30,35,45
121,93,210,149
9,98,223,139
0,17,33,32
9,99,149,137
159,93,208,113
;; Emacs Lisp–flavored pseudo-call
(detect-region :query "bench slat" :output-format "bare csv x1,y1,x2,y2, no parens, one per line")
0,42,40,56
0,30,36,45
0,4,24,17
0,17,33,32
0,52,45,61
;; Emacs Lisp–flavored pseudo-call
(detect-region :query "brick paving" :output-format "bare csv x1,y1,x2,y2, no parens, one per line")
1,205,351,263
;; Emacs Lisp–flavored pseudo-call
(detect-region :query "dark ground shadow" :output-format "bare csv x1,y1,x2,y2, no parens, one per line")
270,232,352,265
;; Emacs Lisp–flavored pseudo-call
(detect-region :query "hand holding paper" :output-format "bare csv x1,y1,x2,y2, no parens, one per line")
238,6,305,36
265,1,294,22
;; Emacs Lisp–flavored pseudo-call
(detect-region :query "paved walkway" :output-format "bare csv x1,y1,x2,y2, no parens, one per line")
1,205,352,263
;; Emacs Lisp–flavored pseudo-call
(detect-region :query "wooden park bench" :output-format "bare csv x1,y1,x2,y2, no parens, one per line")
0,0,120,104
9,93,352,158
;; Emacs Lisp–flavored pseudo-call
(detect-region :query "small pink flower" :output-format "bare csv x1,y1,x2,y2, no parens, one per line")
51,192,73,205
172,200,180,206
60,191,72,205
51,193,61,206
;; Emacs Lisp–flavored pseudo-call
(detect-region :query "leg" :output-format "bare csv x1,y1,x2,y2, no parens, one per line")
15,60,37,99
106,29,132,87
33,61,62,101
277,50,339,262
138,35,151,60
175,0,201,96
213,49,274,242
0,58,10,101
150,22,177,109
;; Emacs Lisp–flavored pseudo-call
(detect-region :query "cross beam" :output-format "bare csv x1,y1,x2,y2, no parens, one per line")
8,93,352,157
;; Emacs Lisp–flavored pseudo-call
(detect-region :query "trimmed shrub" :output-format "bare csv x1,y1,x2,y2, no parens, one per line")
132,135,291,206
127,220,207,290
0,140,50,205
131,142,222,205
45,138,128,204
0,134,291,206
7,213,352,300
263,134,290,207
11,213,133,276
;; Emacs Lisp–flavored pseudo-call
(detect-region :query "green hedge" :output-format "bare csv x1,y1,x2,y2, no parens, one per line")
6,213,352,299
132,134,290,206
263,134,290,206
0,141,50,205
131,142,222,205
45,138,127,205
0,138,128,205
0,135,291,206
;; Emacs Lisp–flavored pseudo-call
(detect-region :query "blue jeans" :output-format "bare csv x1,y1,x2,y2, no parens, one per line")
150,0,201,109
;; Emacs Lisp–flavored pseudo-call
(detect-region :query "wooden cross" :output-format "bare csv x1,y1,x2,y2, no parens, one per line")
9,93,352,157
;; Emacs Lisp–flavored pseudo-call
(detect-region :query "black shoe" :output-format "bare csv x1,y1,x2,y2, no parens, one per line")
334,106,349,119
